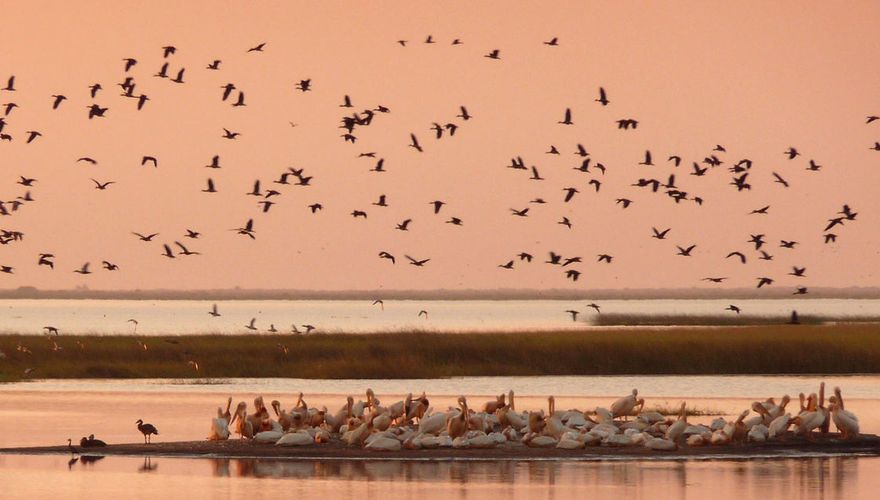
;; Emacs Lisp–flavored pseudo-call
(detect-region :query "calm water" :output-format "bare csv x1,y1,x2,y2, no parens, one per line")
1,298,879,335
1,375,877,447
2,454,878,499
2,375,879,498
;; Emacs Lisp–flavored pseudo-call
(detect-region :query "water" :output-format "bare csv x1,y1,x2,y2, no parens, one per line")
2,454,878,499
2,375,878,498
1,298,878,335
1,375,877,447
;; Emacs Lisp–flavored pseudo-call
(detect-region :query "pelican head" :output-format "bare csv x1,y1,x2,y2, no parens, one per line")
271,400,281,416
780,394,791,409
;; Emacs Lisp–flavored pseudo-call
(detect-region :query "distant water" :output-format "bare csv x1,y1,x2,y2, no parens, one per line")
1,298,879,335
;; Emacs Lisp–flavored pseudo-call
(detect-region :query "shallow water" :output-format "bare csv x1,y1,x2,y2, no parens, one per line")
1,375,876,448
1,454,878,499
2,298,878,335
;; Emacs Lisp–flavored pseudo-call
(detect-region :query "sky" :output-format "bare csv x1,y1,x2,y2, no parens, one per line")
0,1,878,291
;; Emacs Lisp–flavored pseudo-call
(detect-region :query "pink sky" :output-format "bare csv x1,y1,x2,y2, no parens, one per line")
0,1,878,291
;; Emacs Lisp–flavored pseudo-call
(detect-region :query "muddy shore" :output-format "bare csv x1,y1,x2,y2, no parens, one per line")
4,434,879,461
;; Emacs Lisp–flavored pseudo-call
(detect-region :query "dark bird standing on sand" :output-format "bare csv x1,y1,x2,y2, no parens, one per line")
136,419,159,443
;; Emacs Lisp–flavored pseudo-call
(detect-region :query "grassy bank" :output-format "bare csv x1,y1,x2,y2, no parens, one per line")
1,325,879,381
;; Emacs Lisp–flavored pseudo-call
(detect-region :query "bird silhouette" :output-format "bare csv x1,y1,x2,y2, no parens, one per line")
405,255,430,267
91,179,114,190
132,232,159,242
209,303,221,317
202,178,217,193
485,49,500,59
409,133,423,152
558,217,572,229
457,106,471,120
702,277,727,283
430,200,445,214
222,128,240,139
595,87,609,106
558,108,573,125
725,305,741,314
207,60,221,70
141,156,158,167
396,219,412,231
676,245,696,256
174,241,200,255
171,68,185,83
726,251,747,264
161,244,175,258
51,94,67,109
652,227,670,239
784,147,800,159
378,251,396,264
296,79,312,92
74,262,91,274
756,277,774,288
597,254,613,263
565,310,579,321
2,76,15,91
789,266,806,277
247,42,266,52
498,260,514,269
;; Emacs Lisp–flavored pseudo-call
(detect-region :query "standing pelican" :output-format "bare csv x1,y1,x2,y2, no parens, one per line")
665,402,687,442
610,388,643,420
447,397,469,439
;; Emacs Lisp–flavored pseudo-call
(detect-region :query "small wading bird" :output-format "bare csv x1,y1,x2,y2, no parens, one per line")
136,419,159,443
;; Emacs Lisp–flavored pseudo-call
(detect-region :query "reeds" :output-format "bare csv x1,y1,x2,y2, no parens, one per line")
1,324,878,381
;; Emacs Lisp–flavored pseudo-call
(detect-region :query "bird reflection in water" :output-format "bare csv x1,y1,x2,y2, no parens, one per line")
139,457,158,472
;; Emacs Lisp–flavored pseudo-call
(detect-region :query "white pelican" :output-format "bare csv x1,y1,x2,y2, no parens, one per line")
365,435,402,451
611,389,644,420
645,437,677,451
482,394,506,414
768,413,792,440
828,395,859,440
271,400,292,431
447,396,469,439
230,402,253,439
417,409,447,435
276,430,314,446
665,402,687,442
208,398,232,440
254,430,284,443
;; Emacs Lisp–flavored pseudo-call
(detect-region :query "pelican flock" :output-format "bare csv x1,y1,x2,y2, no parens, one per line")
198,383,861,452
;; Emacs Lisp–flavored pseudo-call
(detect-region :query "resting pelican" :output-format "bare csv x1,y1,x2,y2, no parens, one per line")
482,394,506,414
447,396,469,439
768,413,792,440
276,430,314,446
230,402,253,439
665,402,687,442
610,389,644,420
208,397,232,440
828,396,859,440
271,400,293,431
417,409,447,435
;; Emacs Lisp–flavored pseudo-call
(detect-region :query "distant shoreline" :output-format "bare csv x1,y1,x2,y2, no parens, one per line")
1,287,880,300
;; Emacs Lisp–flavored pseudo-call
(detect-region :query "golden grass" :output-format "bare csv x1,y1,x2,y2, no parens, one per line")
1,324,878,381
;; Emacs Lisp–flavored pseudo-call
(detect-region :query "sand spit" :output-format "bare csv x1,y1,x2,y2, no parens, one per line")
5,434,879,461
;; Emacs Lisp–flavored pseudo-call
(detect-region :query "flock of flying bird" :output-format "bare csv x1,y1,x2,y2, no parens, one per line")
182,381,861,451
0,35,874,322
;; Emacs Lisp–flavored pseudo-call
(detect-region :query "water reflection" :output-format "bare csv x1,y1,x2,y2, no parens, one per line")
200,455,860,492
0,454,873,498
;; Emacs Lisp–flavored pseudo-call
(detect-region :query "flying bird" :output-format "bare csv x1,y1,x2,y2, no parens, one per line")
247,42,266,52
595,87,609,106
558,108,573,125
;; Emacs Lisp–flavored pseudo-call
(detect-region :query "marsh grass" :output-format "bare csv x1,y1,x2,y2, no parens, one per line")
1,324,878,381
590,313,880,326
